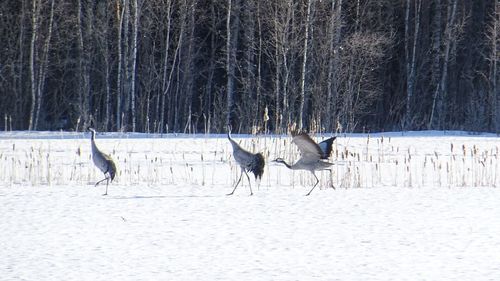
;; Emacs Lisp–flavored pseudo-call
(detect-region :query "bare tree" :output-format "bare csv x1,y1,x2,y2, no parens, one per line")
33,0,55,130
28,0,40,130
338,32,391,131
326,0,342,132
158,0,172,133
404,0,421,130
122,0,131,131
239,0,256,132
182,0,197,133
116,0,125,131
272,3,282,132
266,0,300,133
130,0,140,132
202,1,219,133
76,0,93,131
226,0,240,129
95,1,113,131
255,1,264,131
430,0,442,119
429,0,458,129
0,0,497,133
488,1,500,133
298,0,312,130
16,0,28,129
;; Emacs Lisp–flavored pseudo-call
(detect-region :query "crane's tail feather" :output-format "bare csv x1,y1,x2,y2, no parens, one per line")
251,153,265,180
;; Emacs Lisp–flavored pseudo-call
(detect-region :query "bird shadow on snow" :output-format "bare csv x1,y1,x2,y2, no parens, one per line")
107,194,221,200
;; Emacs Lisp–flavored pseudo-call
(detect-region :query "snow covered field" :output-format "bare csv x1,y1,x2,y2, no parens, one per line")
1,131,500,280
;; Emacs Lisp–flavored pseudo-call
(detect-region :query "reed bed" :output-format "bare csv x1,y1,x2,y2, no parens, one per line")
0,133,498,189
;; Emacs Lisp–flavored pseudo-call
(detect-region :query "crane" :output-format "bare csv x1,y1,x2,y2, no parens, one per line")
274,132,336,196
227,131,265,196
88,127,117,195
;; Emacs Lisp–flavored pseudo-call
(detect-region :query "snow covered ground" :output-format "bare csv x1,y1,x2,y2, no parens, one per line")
1,131,500,280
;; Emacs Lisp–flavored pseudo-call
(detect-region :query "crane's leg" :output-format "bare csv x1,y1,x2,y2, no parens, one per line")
227,170,244,195
95,174,110,196
103,178,109,196
306,172,320,196
95,176,108,186
243,171,253,196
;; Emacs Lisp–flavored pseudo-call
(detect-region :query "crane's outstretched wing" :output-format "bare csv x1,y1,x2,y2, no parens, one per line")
292,133,336,160
292,133,323,160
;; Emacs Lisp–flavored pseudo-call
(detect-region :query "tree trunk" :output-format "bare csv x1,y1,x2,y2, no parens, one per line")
28,0,39,131
327,0,342,132
226,0,240,130
429,0,457,129
76,0,91,131
430,0,442,102
273,6,281,133
159,0,172,133
404,0,421,130
299,0,312,130
491,2,500,133
428,0,442,129
169,13,185,132
17,0,27,130
116,0,125,131
281,37,289,132
104,52,111,131
183,0,196,133
130,0,140,132
34,0,55,130
204,1,217,133
242,0,256,132
122,0,130,131
255,1,263,131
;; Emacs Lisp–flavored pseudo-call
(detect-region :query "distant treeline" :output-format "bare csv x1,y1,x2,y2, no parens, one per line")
0,0,499,133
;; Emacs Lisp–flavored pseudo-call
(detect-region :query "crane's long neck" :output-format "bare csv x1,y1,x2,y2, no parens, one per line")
228,133,240,151
90,131,99,155
279,160,293,169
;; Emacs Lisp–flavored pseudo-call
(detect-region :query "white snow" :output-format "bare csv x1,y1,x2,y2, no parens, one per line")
1,131,500,280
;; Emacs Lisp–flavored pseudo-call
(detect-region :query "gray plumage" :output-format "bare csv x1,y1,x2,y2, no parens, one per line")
275,132,336,196
88,128,116,195
227,132,265,196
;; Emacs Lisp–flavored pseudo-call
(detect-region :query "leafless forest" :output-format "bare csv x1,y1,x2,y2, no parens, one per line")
0,0,499,134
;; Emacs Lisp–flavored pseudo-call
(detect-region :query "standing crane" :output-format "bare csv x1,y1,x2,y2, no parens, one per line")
88,127,117,195
274,132,336,196
227,131,265,196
